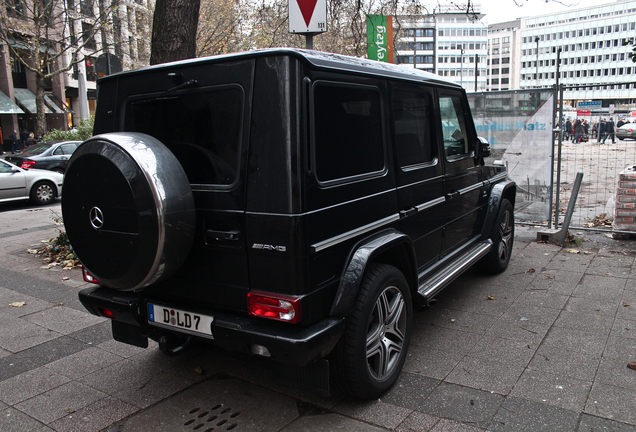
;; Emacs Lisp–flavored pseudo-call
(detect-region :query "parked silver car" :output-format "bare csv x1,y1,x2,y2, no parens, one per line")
0,158,63,205
616,123,636,141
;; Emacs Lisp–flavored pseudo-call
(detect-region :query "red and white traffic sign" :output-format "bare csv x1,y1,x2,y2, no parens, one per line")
289,0,327,34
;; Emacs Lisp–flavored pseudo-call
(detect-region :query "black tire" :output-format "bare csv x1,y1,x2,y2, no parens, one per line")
332,264,412,399
30,181,56,205
479,198,514,274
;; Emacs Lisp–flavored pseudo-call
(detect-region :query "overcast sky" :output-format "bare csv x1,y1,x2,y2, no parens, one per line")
479,0,610,25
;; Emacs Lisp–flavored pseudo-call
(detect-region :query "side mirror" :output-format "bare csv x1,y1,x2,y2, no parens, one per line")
478,137,491,158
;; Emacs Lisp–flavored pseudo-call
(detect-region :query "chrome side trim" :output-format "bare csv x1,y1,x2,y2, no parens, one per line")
487,172,508,184
415,196,445,212
311,213,400,253
458,182,484,195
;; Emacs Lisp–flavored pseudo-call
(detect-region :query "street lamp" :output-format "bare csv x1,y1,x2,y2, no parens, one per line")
535,36,540,87
460,47,464,87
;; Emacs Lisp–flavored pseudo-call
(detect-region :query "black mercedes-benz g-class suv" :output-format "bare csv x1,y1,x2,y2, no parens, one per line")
62,48,515,399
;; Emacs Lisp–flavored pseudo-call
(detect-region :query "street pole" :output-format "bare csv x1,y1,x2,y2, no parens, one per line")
460,47,464,88
474,53,478,92
535,37,540,88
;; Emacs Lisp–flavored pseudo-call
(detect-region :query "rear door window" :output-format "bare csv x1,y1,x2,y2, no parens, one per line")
123,85,244,187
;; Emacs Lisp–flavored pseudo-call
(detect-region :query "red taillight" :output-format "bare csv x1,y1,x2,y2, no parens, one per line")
99,307,115,319
20,160,36,169
247,291,301,323
82,266,100,284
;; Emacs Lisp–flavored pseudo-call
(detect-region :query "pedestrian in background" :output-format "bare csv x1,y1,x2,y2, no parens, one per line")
9,130,17,154
573,119,583,143
565,118,572,141
598,119,606,143
604,117,615,144
617,118,626,129
19,129,28,151
26,132,37,147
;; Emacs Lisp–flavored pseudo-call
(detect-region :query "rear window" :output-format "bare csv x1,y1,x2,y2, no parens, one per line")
123,85,244,187
23,143,51,155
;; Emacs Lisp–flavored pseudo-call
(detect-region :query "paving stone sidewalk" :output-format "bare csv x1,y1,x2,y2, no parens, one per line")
0,203,635,432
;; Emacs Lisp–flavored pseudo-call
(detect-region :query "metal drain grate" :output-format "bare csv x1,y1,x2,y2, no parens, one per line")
183,403,241,431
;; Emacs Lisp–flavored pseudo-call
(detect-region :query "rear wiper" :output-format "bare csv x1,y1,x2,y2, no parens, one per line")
159,79,198,97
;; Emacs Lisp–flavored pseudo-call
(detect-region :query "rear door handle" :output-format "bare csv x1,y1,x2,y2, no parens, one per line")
399,207,418,218
446,191,460,200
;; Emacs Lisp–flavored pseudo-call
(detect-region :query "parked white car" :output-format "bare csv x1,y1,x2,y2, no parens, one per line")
0,158,63,205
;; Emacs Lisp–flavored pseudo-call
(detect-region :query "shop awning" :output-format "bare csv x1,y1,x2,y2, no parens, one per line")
0,89,24,114
44,94,66,114
7,37,56,55
13,88,52,114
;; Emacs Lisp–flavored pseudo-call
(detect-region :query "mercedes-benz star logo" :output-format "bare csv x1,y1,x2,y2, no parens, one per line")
89,206,104,229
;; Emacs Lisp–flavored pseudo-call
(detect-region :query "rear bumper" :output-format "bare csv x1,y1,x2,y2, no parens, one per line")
79,286,345,367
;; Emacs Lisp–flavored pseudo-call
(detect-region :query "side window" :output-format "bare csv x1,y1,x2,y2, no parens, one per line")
312,82,384,183
439,95,472,158
392,86,434,168
60,144,78,154
53,146,64,155
0,162,14,173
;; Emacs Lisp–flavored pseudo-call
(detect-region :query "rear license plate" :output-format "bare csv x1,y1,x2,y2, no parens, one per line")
147,303,214,338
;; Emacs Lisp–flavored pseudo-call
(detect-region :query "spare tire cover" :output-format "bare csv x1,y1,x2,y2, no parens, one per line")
62,132,196,291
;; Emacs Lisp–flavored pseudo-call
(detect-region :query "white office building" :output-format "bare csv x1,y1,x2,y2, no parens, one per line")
518,0,636,107
486,20,521,91
396,4,488,90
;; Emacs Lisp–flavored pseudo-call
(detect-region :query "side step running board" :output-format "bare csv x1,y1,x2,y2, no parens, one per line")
417,240,493,302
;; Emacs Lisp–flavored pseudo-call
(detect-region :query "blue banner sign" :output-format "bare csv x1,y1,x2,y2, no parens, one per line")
577,101,602,109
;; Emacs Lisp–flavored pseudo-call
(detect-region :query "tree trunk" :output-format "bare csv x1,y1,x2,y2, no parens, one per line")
35,73,48,138
150,0,201,65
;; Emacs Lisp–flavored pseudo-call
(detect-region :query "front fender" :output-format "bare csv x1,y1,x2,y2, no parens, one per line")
481,180,516,239
329,229,416,317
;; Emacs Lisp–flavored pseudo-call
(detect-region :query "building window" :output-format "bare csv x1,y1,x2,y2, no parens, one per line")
80,0,93,16
82,22,96,50
502,67,509,74
502,78,509,84
502,57,510,64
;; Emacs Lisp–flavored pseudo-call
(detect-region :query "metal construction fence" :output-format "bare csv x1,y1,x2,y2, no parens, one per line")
469,84,636,234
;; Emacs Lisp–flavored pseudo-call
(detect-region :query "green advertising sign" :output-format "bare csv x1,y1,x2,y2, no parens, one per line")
366,14,392,63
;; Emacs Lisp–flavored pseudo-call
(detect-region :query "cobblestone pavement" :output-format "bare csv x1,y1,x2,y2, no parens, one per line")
0,202,635,432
